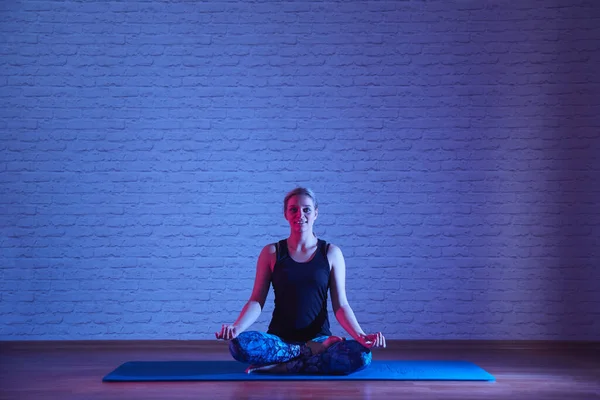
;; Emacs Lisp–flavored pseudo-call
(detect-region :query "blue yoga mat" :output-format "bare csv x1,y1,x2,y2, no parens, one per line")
102,360,495,382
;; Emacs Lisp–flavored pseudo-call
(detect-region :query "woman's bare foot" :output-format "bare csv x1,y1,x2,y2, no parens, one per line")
246,363,287,374
306,336,345,355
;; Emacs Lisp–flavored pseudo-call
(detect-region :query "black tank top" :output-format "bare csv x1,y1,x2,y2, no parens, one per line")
267,239,332,343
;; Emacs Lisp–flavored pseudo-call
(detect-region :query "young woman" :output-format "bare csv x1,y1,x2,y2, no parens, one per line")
216,187,386,374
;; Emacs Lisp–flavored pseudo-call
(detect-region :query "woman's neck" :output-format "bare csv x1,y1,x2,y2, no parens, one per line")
287,231,317,251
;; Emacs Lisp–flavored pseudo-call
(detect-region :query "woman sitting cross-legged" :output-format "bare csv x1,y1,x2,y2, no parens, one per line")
215,187,386,375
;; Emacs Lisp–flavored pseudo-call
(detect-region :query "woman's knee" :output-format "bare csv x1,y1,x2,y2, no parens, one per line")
347,340,372,370
326,340,372,374
228,338,244,362
228,331,257,362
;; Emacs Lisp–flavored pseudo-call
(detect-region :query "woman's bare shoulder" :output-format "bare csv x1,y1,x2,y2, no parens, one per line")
258,243,278,272
325,242,345,268
326,242,343,255
261,242,277,254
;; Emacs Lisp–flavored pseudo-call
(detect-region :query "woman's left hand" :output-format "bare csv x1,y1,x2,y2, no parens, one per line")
357,332,386,348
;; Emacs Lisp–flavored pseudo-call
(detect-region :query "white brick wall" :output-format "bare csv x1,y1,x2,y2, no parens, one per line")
1,0,599,340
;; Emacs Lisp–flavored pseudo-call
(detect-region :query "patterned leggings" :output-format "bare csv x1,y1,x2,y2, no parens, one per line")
229,331,372,375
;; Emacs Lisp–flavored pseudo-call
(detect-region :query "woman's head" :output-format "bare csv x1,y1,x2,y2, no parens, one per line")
283,187,318,213
283,187,318,233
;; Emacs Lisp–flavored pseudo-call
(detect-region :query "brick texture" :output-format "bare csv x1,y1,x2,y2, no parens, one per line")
1,1,599,340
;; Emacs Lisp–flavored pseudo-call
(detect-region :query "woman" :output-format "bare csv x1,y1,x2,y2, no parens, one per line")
216,187,386,374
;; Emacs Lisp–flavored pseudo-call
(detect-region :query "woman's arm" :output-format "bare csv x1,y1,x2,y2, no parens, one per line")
329,244,365,339
329,244,386,348
215,244,274,340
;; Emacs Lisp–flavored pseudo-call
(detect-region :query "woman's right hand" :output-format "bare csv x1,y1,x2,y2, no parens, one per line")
215,324,239,340
357,332,386,348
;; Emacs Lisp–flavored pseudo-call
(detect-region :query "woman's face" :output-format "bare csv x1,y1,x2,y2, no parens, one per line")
285,195,318,233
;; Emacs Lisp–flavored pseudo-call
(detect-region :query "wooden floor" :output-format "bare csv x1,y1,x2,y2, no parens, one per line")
1,340,599,400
